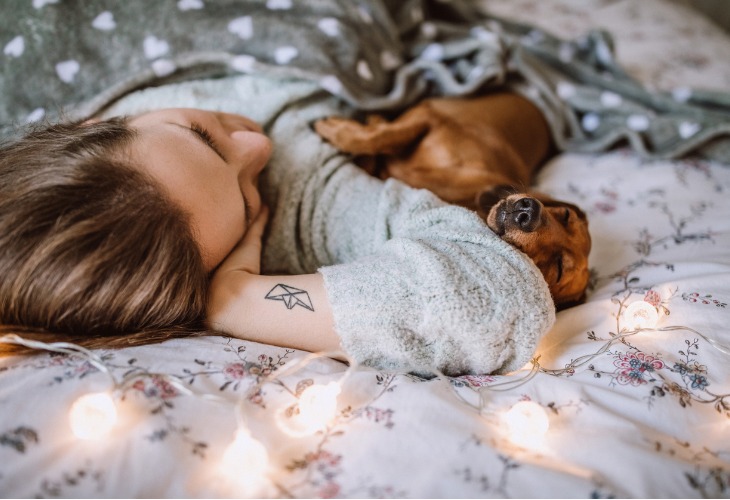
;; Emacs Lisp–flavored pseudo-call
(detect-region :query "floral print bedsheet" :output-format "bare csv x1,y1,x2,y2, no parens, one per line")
1,151,728,499
2,0,730,498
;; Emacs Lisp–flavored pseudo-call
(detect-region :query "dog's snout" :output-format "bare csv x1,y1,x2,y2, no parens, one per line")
515,211,530,226
511,197,541,232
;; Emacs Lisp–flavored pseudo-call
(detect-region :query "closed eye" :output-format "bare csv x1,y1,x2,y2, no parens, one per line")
556,256,563,283
562,208,570,225
189,121,227,162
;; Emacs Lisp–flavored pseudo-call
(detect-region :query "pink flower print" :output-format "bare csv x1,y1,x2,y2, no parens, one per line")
48,355,66,366
132,376,179,399
614,352,664,386
457,374,496,388
644,290,661,307
319,482,341,499
594,201,616,214
223,362,246,380
152,376,179,400
306,450,341,468
248,391,264,406
682,292,727,308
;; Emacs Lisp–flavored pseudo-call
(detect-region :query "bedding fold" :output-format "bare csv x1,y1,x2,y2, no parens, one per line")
1,0,730,163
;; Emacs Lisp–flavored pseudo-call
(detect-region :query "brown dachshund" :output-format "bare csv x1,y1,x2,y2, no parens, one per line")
314,92,591,308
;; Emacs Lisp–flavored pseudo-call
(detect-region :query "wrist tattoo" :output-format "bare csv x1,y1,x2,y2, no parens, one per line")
264,284,314,312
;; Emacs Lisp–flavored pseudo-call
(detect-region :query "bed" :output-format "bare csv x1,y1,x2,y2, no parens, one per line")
1,0,729,497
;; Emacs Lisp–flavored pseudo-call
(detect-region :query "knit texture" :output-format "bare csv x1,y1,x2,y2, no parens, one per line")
103,73,555,375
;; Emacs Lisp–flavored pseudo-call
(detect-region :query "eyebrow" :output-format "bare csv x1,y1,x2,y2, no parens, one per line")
168,122,227,163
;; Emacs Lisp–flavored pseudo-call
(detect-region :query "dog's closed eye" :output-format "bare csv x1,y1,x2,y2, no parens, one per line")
562,208,570,225
556,255,564,283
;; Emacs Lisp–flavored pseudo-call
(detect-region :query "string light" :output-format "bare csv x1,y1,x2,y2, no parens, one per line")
622,300,660,330
68,391,118,440
2,319,727,490
241,350,353,437
502,400,550,449
219,426,270,497
277,381,342,436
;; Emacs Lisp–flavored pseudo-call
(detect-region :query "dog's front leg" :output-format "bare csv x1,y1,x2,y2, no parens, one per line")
314,107,431,156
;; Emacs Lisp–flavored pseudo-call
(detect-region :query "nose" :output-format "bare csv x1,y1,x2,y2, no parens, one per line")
218,112,264,134
510,197,541,232
230,130,271,175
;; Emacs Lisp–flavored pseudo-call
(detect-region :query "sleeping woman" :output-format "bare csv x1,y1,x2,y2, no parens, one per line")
0,88,555,376
3,0,727,376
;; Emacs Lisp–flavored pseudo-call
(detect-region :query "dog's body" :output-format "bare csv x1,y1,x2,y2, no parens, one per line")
315,92,591,308
316,93,551,209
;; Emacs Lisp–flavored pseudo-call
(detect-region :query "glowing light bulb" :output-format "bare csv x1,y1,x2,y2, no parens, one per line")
503,400,549,448
69,391,118,440
220,427,270,497
221,428,269,477
277,381,341,436
299,382,340,423
623,300,659,330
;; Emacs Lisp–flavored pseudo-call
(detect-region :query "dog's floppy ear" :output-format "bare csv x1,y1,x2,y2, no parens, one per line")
555,292,587,311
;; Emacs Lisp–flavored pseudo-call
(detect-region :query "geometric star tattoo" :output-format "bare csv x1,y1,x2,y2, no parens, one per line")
264,283,315,312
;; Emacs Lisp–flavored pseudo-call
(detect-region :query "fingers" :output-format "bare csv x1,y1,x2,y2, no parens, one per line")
247,204,269,242
215,205,270,275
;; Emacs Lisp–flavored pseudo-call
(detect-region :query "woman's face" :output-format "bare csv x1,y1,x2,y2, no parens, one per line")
127,109,272,271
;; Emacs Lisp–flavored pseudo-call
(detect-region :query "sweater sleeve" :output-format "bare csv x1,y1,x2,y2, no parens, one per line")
317,173,556,376
92,72,553,375
259,95,555,376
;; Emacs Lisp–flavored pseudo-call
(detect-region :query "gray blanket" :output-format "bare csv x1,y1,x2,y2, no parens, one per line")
1,0,729,163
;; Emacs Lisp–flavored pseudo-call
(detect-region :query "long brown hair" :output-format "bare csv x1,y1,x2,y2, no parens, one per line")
0,118,210,355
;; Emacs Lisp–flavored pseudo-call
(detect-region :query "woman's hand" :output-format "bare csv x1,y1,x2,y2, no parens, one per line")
214,205,270,276
206,207,342,354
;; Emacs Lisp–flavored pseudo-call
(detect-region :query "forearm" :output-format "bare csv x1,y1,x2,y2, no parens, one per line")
207,271,341,353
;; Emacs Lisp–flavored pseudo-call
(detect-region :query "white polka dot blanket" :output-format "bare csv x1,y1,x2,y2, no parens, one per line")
1,0,730,163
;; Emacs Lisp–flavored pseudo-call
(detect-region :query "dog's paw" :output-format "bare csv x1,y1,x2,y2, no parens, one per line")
313,116,340,140
314,116,390,155
313,116,361,148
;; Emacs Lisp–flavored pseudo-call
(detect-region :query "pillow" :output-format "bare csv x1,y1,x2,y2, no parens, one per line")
477,0,730,92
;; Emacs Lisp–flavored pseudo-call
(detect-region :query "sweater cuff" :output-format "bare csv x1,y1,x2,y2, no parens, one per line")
319,238,555,376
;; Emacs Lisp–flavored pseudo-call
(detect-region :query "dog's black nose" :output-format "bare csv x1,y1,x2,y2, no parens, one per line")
511,197,541,232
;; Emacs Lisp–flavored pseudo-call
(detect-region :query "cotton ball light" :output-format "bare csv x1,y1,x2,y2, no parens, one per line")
503,400,549,448
299,381,341,427
623,300,659,330
219,427,270,496
278,381,341,436
69,391,118,440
